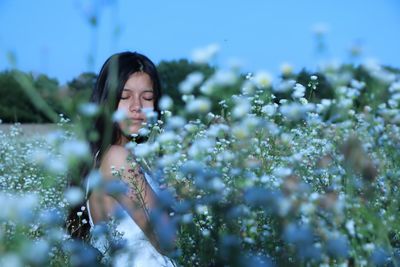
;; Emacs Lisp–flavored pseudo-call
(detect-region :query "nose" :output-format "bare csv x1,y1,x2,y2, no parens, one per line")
129,96,141,112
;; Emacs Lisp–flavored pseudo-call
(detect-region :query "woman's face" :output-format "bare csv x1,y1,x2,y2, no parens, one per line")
117,72,154,138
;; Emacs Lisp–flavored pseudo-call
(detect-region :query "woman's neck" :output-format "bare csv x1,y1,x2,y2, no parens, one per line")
116,134,130,146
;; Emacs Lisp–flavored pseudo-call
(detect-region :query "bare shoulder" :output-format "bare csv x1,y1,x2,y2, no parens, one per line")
99,145,132,178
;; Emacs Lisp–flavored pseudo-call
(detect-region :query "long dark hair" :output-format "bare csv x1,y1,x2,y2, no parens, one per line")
66,51,162,240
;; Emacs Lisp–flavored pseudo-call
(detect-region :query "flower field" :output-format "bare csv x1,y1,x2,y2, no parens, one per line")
1,60,400,266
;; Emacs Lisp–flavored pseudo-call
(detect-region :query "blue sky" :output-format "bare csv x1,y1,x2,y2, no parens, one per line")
0,0,399,84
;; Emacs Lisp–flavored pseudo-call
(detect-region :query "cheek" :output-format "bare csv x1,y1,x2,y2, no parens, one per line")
117,102,129,111
143,100,155,109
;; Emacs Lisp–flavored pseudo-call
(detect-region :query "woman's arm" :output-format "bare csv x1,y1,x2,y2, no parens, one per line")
89,145,175,255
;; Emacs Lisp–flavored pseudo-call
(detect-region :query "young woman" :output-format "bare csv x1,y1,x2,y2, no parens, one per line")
68,51,176,266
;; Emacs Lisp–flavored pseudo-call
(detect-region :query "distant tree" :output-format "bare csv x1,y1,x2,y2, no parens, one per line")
0,71,51,123
65,72,97,117
67,72,97,93
33,73,65,117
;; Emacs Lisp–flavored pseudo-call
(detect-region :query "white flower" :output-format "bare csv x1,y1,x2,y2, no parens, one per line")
253,70,272,88
241,80,256,95
166,116,186,129
232,124,249,139
64,187,84,206
277,198,291,216
363,243,375,252
188,138,214,158
217,151,234,161
338,98,353,109
186,97,211,113
60,140,89,159
0,253,23,267
207,124,229,138
316,99,332,113
134,143,152,158
182,213,193,223
78,103,98,116
280,102,314,120
179,72,204,94
112,109,127,122
272,167,292,177
210,177,225,191
195,204,208,215
274,79,296,93
292,83,306,99
85,170,102,192
232,98,251,118
389,81,400,93
30,148,49,164
159,153,180,167
192,43,220,64
24,239,50,264
280,62,293,75
142,107,157,124
213,69,237,86
159,95,173,110
350,79,365,90
202,229,210,237
199,79,215,95
300,203,315,215
45,130,64,145
345,220,355,236
299,97,308,105
137,129,149,138
158,131,175,144
46,158,67,173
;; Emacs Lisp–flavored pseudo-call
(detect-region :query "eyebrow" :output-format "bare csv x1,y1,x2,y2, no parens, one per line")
122,88,154,92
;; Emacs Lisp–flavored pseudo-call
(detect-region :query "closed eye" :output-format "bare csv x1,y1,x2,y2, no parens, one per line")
142,92,154,101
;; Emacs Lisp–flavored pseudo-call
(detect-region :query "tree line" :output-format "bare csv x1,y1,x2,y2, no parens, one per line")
0,59,398,123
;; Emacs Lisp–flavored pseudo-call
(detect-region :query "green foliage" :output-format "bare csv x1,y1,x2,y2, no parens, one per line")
0,70,59,123
64,72,97,116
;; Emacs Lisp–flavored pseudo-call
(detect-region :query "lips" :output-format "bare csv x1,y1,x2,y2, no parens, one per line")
129,118,145,123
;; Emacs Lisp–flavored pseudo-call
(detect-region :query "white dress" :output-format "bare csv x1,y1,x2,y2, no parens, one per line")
86,168,176,267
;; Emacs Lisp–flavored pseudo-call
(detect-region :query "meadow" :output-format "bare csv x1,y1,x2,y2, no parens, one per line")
1,58,400,267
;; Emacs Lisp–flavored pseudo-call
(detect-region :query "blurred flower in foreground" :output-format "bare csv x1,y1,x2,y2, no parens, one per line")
185,97,211,113
159,95,173,110
192,43,220,64
253,70,273,88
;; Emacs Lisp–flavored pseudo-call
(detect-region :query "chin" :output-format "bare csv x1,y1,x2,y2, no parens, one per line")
128,126,141,135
